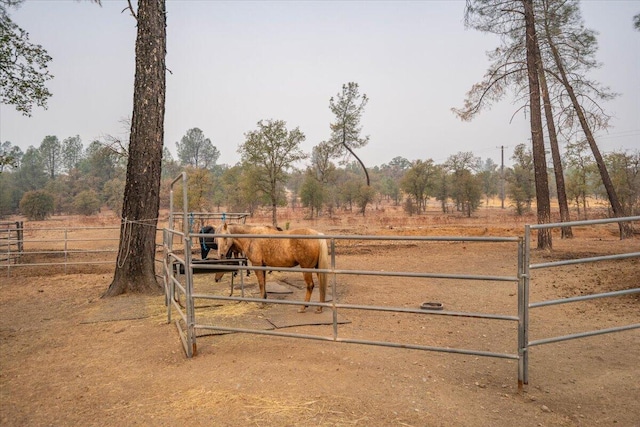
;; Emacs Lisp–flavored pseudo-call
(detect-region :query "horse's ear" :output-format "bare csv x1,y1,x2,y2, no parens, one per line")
223,222,228,231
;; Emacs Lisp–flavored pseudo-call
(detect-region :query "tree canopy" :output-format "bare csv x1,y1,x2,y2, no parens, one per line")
328,82,371,185
176,127,220,169
239,119,307,226
0,0,53,116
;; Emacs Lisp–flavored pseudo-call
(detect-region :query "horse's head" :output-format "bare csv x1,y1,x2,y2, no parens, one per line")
216,222,233,259
199,225,216,259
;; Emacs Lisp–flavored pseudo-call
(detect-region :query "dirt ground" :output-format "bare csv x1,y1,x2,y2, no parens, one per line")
1,205,639,426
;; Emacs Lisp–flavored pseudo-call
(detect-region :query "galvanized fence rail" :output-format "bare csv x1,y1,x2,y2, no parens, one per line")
0,221,23,265
520,216,640,385
172,211,250,232
1,223,168,278
1,225,121,275
164,173,525,380
163,230,524,360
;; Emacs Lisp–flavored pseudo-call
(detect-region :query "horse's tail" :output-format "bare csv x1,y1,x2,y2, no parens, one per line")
317,236,329,304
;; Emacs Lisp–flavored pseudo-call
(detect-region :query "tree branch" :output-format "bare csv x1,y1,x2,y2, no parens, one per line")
122,0,137,20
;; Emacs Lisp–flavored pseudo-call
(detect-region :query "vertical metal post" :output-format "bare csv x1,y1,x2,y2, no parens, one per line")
164,229,172,322
331,238,338,340
181,173,197,357
64,228,68,274
166,176,177,323
500,145,505,209
168,183,174,252
6,223,13,277
519,226,531,387
240,261,245,298
517,236,525,388
17,221,24,252
184,235,195,357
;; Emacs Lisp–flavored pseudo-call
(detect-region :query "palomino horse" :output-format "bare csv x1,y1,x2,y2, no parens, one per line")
199,224,283,283
198,225,247,284
216,223,329,313
200,225,247,260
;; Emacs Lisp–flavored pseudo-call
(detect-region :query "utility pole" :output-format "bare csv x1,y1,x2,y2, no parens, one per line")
500,145,505,209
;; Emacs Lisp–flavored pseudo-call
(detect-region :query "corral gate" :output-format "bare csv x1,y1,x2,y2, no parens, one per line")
163,172,640,387
521,217,640,385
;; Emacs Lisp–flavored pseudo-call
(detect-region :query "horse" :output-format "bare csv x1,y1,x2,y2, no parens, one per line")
216,223,329,313
200,224,283,283
198,225,248,285
200,224,283,261
199,225,218,259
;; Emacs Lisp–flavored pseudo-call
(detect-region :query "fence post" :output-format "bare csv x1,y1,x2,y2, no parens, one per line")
331,237,338,340
184,231,196,357
518,226,531,388
179,172,197,357
16,221,24,253
64,227,68,274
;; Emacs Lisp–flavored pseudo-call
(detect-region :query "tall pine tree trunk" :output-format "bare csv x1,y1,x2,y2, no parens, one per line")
104,0,166,297
524,0,552,250
547,36,632,238
537,60,573,238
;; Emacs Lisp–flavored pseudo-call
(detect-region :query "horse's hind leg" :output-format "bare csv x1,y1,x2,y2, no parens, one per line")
298,272,316,313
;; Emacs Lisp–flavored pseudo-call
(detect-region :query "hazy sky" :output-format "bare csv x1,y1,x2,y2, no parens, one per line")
1,0,638,169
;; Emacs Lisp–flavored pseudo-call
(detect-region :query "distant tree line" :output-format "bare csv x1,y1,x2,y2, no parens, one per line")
1,131,637,223
1,0,638,237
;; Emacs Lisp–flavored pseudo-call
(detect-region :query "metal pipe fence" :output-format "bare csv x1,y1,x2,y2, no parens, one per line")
164,231,524,360
1,221,23,265
164,172,640,387
164,174,640,387
1,225,121,275
521,216,640,385
1,223,167,277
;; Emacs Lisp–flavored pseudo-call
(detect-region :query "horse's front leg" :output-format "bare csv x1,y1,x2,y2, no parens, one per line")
254,269,267,307
298,272,319,313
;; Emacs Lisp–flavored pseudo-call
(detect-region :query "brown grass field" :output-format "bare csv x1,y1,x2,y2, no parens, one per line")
1,202,639,426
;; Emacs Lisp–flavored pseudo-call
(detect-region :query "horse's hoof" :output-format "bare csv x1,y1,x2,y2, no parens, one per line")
315,308,323,314
298,307,307,313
